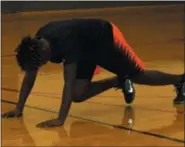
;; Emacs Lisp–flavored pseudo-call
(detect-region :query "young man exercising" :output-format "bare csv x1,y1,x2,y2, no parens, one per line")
2,19,185,128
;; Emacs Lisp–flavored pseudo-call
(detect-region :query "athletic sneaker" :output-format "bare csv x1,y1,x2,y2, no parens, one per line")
115,77,135,104
174,82,185,104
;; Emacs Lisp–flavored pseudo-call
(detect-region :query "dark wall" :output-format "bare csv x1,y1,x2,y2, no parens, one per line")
1,1,184,13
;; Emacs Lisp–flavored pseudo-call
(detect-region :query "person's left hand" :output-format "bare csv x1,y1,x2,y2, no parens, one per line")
36,119,64,128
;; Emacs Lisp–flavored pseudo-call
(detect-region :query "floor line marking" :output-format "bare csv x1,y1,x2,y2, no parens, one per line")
2,99,184,144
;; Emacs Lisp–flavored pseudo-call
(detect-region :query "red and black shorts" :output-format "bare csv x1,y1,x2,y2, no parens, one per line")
76,23,145,80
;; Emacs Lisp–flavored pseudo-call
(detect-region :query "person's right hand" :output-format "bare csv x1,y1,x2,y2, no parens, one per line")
1,109,23,118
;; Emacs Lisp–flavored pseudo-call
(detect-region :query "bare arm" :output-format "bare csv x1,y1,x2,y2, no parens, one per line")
58,62,77,124
16,69,38,112
2,69,38,118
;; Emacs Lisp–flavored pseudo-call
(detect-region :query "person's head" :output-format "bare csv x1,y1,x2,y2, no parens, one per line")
15,35,51,71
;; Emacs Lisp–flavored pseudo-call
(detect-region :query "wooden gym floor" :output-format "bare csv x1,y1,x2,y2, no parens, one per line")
1,4,184,146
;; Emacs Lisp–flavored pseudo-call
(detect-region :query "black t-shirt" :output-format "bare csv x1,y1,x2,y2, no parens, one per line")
35,19,113,64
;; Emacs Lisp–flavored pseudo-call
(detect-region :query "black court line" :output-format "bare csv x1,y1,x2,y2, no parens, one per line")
2,87,181,114
2,99,185,144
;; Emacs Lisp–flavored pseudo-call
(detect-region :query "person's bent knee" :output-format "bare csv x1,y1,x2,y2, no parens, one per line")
72,89,87,103
72,97,84,103
72,80,89,103
72,88,87,103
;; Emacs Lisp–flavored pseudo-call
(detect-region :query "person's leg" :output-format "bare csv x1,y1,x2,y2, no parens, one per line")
72,77,118,102
132,70,184,86
103,22,184,104
72,60,119,103
131,70,185,104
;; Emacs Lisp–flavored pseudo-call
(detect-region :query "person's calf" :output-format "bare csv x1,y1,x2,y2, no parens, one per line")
131,70,185,104
132,70,183,86
72,77,118,103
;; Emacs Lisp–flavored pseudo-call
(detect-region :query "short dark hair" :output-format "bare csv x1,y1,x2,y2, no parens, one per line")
15,35,45,71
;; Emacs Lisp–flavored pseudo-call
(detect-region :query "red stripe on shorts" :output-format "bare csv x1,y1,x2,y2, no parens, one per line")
111,23,145,70
94,66,101,75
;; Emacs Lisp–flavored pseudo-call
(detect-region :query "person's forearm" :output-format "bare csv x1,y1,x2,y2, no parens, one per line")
16,71,37,112
58,84,73,124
